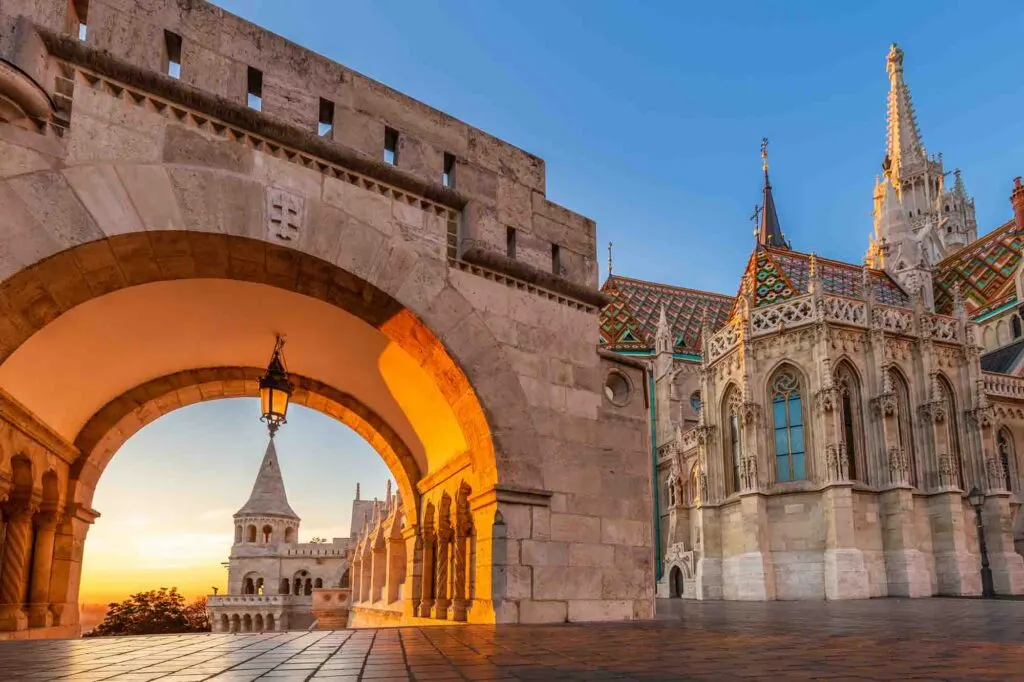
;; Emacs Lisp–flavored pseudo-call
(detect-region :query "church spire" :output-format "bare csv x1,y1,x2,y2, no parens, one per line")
884,43,925,186
758,138,789,249
234,438,300,520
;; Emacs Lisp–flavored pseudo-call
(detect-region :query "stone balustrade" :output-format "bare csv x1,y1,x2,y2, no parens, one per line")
983,372,1024,401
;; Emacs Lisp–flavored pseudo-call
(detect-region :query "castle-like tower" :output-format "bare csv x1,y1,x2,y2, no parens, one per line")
208,438,389,632
866,43,978,305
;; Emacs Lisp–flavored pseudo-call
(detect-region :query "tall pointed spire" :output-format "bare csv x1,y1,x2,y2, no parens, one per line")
234,438,300,520
655,305,671,354
885,43,925,186
758,138,789,249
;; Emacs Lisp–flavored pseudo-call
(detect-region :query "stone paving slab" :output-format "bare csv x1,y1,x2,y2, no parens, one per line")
1,599,1023,680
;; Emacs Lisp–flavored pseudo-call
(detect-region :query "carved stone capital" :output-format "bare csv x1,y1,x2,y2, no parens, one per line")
815,386,840,413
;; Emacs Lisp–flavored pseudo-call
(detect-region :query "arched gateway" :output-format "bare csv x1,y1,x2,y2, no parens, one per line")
0,1,653,638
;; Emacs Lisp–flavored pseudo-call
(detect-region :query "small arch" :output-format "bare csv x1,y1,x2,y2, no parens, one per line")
1013,315,1022,340
669,565,683,598
261,525,273,544
255,578,264,596
889,367,918,487
279,578,290,595
340,568,351,588
834,360,863,482
243,577,255,595
983,326,994,350
230,614,240,632
218,614,229,632
246,525,257,543
242,614,252,632
234,525,242,543
284,527,295,543
254,614,264,632
997,319,1009,346
998,427,1016,492
304,578,313,596
937,374,964,489
314,577,323,588
266,614,276,631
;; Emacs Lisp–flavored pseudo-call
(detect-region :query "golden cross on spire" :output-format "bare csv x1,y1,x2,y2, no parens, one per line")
750,205,762,242
607,241,613,276
761,137,769,172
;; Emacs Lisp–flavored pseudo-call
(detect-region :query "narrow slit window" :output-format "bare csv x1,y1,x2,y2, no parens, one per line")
318,97,334,137
443,152,456,188
71,0,89,41
164,30,182,79
506,227,516,259
551,243,561,275
247,66,263,111
384,127,398,165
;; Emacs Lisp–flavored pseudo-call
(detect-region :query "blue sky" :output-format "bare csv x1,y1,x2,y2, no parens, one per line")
214,0,1024,295
83,1,1024,601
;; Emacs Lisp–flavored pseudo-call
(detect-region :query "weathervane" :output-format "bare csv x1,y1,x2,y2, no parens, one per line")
761,137,769,171
608,241,614,276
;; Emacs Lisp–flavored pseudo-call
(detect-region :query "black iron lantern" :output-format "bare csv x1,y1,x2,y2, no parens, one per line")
259,335,293,437
967,485,995,598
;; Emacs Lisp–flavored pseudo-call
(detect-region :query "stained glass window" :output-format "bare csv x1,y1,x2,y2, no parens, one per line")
771,370,806,482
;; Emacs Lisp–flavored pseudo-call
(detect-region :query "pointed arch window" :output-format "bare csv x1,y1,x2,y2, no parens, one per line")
835,363,862,482
938,375,963,489
723,388,742,495
771,369,806,482
890,369,918,487
998,428,1015,492
1013,315,1022,340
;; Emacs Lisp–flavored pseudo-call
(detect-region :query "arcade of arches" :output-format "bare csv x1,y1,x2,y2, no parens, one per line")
0,0,653,638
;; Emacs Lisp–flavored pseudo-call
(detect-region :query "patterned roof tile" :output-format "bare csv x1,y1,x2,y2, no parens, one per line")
599,276,734,351
934,219,1021,316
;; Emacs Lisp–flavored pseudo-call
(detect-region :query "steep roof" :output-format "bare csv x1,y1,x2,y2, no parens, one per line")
980,338,1024,374
737,245,910,310
235,438,300,520
599,275,734,352
884,43,927,186
933,219,1021,316
759,169,789,249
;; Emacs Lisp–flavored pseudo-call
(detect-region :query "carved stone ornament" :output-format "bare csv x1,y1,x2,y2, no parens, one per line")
918,400,946,424
887,445,908,485
985,457,1007,492
815,386,839,413
872,392,897,418
740,401,761,426
740,456,759,492
0,61,54,131
825,442,850,482
967,405,995,429
936,453,957,487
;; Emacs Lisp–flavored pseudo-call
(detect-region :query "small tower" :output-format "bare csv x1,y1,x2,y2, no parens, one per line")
654,306,676,446
232,438,301,549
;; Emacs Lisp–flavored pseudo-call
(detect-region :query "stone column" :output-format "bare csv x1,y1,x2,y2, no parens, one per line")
0,500,38,631
418,528,435,618
878,488,929,597
822,486,869,599
402,525,421,619
980,493,1024,595
731,492,774,600
350,557,362,603
370,541,385,603
47,504,97,632
929,492,980,596
27,509,60,628
693,505,722,600
385,534,405,605
449,519,468,622
430,526,451,619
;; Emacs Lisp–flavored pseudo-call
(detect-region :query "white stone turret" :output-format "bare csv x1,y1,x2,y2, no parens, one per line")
867,43,977,273
233,438,300,548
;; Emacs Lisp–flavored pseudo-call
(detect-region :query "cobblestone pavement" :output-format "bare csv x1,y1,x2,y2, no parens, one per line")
1,599,1023,681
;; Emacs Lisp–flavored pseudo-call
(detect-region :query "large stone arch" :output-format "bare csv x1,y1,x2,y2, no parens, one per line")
71,367,424,525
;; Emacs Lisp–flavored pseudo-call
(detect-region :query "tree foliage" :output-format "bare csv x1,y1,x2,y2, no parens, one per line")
86,588,210,637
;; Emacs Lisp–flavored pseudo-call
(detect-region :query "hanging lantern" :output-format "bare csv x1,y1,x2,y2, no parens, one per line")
259,335,293,437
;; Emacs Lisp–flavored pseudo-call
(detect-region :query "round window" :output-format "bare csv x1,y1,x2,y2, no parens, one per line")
604,371,633,406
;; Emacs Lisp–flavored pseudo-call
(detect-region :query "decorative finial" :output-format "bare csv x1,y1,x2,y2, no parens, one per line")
607,241,613,276
355,482,360,501
750,204,762,243
386,479,392,505
809,252,818,279
761,137,769,173
887,43,904,75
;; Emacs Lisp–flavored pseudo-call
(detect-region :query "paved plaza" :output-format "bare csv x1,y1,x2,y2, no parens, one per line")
1,600,1023,680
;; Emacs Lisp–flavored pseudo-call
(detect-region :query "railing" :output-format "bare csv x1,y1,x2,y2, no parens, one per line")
983,372,1024,401
208,595,292,607
706,321,739,363
681,428,698,453
750,294,814,336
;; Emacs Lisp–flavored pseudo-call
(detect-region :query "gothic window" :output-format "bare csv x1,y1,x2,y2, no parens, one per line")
771,369,806,482
284,526,295,543
722,387,741,495
835,363,862,482
690,391,702,414
890,369,918,487
998,428,1015,492
1013,315,1022,339
261,525,273,543
938,375,964,489
246,525,257,543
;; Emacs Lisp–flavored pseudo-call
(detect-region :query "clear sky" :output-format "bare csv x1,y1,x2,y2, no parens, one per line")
82,1,1024,603
211,0,1024,295
80,401,390,604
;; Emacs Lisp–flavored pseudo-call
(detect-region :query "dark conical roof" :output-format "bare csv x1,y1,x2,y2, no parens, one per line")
759,169,789,250
234,438,300,520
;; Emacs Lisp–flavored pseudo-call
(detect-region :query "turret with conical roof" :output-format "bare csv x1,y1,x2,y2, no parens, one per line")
758,138,789,250
232,438,300,548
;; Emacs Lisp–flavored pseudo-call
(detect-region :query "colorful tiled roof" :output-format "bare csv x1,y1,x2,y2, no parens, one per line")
599,275,734,351
934,219,1021,316
737,246,910,309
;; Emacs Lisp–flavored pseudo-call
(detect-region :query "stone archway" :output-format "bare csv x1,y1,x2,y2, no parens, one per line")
0,1,655,638
669,566,683,599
